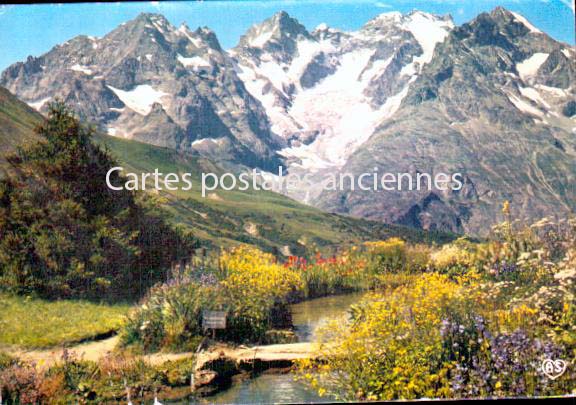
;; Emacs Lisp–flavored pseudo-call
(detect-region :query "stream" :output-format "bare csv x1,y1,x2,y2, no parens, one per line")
199,292,367,404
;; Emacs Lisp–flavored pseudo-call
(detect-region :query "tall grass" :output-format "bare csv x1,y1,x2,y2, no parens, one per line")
0,295,130,348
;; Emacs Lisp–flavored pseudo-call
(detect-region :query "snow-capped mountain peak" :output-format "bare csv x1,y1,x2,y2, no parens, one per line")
364,10,403,29
1,7,573,235
401,11,454,64
1,11,284,170
239,10,312,51
233,10,455,172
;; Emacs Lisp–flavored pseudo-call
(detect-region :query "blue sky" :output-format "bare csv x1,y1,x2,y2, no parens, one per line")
0,0,573,72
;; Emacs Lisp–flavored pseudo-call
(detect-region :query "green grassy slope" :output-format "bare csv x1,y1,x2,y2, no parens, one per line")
0,86,43,172
98,135,454,254
0,294,129,348
0,88,452,253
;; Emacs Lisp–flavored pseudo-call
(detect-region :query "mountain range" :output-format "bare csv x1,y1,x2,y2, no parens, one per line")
1,7,574,234
0,85,445,253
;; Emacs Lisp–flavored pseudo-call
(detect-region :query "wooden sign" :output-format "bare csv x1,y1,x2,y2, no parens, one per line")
202,310,226,330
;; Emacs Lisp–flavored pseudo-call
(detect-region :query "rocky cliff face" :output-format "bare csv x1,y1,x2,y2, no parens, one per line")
314,7,575,234
0,13,283,170
2,8,574,234
232,10,455,168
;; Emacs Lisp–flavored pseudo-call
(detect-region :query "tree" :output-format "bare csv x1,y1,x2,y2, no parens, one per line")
0,102,195,300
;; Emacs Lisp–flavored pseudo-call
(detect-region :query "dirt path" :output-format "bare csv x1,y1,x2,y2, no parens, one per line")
5,338,318,370
5,336,195,368
195,342,318,370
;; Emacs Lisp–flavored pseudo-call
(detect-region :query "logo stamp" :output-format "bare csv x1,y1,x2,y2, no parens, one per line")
541,359,567,380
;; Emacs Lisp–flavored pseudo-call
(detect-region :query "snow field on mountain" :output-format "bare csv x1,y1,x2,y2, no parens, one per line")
510,11,542,34
107,85,169,116
516,53,549,81
70,64,93,75
237,67,300,137
518,86,551,109
177,54,211,69
237,11,455,171
402,11,453,65
28,97,52,111
281,49,402,169
506,91,544,117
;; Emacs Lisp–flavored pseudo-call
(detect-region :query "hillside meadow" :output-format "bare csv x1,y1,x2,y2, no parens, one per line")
0,295,129,348
0,103,573,402
1,210,574,402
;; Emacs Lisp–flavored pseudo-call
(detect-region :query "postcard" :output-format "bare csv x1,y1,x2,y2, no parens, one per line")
0,1,574,403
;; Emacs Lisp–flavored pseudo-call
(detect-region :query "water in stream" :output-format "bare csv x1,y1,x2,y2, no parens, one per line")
199,292,367,404
291,292,367,342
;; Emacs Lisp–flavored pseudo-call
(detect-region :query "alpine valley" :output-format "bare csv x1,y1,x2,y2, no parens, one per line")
2,7,574,235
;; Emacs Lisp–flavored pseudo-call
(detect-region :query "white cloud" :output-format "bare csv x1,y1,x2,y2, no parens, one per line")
374,2,392,8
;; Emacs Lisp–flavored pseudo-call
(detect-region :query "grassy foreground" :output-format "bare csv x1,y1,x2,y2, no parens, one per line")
0,295,129,348
1,214,574,402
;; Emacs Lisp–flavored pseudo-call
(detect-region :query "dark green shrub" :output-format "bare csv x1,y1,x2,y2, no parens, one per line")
0,102,195,300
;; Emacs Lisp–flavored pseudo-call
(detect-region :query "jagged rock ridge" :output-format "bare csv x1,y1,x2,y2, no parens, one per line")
2,7,574,234
1,13,283,170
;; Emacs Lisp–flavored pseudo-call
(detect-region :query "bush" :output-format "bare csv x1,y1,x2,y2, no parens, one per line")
0,361,45,403
285,242,432,297
365,238,407,273
0,102,195,300
0,350,198,403
221,246,303,340
298,215,576,400
286,249,371,298
429,242,472,276
405,244,432,273
441,315,570,398
122,246,303,351
121,281,219,352
300,273,461,401
299,265,575,400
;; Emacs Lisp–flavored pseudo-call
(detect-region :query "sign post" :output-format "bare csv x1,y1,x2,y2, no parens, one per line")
202,310,226,339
